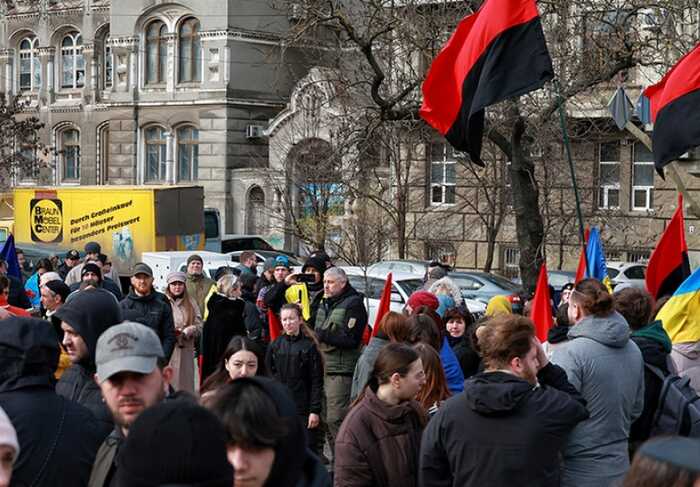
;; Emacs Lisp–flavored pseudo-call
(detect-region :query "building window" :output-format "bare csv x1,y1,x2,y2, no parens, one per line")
598,141,620,209
145,126,167,181
246,186,266,234
178,18,201,83
176,126,198,181
430,143,456,205
61,32,84,89
632,142,654,211
146,21,167,84
61,129,80,181
18,36,41,91
104,41,113,88
17,144,38,181
501,246,521,279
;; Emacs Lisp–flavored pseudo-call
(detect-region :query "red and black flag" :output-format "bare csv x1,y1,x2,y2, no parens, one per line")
646,194,691,300
419,0,553,165
644,43,700,176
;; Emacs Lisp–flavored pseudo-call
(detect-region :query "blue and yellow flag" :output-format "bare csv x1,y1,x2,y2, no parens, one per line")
585,227,612,292
657,267,700,344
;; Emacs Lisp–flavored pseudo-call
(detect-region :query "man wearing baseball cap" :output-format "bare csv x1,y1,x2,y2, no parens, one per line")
58,249,80,280
119,263,176,360
89,321,174,487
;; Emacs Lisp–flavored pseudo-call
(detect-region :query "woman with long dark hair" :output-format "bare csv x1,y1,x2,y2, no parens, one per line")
200,335,266,404
165,271,202,394
335,343,427,487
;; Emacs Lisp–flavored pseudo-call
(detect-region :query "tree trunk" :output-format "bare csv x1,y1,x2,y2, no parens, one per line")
483,228,496,273
509,117,543,295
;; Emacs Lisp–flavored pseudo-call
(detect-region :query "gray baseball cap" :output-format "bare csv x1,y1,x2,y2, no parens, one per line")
95,321,164,383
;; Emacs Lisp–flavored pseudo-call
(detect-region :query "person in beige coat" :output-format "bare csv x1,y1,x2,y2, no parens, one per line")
165,271,202,394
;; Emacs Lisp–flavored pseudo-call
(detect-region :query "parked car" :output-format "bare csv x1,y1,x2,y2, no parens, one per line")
344,269,487,326
513,270,576,307
367,260,430,277
449,271,524,313
607,261,647,289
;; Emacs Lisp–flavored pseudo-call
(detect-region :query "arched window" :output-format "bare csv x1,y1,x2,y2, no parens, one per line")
146,21,167,84
176,126,198,181
18,36,41,91
145,126,167,181
61,32,84,89
61,129,80,181
246,187,266,234
178,18,201,83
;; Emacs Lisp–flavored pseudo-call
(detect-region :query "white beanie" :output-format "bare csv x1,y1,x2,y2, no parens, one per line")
0,406,19,456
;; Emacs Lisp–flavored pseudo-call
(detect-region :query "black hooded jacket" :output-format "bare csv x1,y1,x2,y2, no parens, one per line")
200,293,247,383
120,288,176,360
446,334,481,379
237,377,330,487
420,363,589,487
0,317,107,487
55,289,123,429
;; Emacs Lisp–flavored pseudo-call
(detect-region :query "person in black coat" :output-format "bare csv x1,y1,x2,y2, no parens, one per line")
68,261,123,300
119,263,176,360
443,306,481,379
0,316,107,487
266,303,324,454
55,288,123,431
614,287,674,448
420,314,589,487
200,274,247,383
239,272,267,347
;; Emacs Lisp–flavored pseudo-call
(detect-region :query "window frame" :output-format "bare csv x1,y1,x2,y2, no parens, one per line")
144,126,168,182
145,21,168,85
429,143,457,206
176,125,199,181
631,141,654,212
178,17,201,84
598,141,621,210
103,39,113,89
61,129,81,182
18,36,41,92
60,32,84,89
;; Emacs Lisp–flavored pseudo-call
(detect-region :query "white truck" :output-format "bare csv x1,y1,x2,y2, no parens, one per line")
141,251,234,291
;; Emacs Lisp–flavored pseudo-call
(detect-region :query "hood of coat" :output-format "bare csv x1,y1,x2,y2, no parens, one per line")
126,288,159,303
463,371,534,415
54,288,123,368
632,320,672,355
547,324,570,344
0,317,60,392
567,311,630,348
363,386,425,425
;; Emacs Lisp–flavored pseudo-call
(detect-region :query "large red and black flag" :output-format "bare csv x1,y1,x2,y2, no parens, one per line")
644,43,700,176
646,194,690,300
419,0,554,165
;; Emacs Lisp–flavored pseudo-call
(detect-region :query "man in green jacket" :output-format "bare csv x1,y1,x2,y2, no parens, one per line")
313,266,368,457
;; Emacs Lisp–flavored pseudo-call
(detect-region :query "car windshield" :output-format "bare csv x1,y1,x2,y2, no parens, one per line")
549,272,575,288
222,238,274,252
607,268,620,279
396,279,423,296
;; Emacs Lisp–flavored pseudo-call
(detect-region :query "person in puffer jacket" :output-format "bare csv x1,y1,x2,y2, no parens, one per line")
266,303,323,455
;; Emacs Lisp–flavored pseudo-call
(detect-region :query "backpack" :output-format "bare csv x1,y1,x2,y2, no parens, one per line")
646,363,700,437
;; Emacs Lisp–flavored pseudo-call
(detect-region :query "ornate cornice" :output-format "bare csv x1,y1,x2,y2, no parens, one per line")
107,36,139,49
199,29,283,45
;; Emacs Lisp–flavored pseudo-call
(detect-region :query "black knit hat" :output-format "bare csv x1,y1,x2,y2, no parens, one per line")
116,399,233,487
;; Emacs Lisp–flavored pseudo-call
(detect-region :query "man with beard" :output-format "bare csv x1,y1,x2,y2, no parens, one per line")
69,261,122,300
88,321,174,487
420,314,589,487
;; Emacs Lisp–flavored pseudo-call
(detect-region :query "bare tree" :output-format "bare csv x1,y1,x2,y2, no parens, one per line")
0,95,48,189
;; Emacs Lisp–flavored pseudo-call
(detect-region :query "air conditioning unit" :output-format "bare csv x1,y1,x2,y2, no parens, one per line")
245,125,265,140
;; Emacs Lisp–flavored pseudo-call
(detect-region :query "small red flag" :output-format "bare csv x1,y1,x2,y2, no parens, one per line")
646,193,690,299
372,273,393,338
530,264,554,341
574,228,590,284
267,309,282,341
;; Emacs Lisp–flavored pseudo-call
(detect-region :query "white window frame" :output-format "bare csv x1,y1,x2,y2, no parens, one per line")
631,142,654,211
61,128,80,182
18,36,41,92
60,32,84,89
177,17,202,84
145,21,168,85
175,125,198,181
103,40,113,89
598,141,620,210
430,143,456,206
144,126,168,182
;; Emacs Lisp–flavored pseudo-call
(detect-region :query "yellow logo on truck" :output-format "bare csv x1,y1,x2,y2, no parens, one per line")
30,199,63,243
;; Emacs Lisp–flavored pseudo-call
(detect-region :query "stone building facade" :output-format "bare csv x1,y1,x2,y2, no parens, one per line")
0,0,308,237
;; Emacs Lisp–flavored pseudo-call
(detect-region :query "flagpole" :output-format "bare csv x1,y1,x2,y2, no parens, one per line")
555,79,590,277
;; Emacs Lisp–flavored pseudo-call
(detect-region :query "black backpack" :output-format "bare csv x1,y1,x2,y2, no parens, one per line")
646,364,700,437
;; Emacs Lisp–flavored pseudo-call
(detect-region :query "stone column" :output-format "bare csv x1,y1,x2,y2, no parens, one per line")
0,49,13,96
37,47,54,106
165,33,176,94
165,131,175,184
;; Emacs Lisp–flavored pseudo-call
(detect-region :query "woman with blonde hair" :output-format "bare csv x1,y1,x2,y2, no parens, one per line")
200,273,247,384
165,271,202,394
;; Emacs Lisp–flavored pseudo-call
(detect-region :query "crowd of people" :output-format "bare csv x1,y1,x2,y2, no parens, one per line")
0,244,698,487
